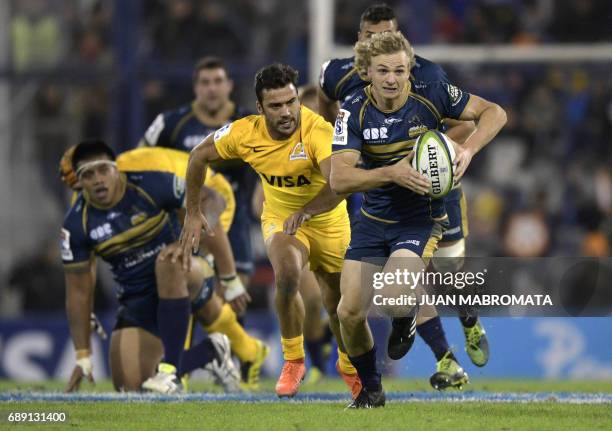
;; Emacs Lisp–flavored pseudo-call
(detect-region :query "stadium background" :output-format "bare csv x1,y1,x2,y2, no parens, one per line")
0,0,611,383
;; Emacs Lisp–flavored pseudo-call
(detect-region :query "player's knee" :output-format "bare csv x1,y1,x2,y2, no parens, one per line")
155,246,182,276
337,298,367,328
155,245,183,273
432,239,465,273
121,375,146,392
112,369,145,392
155,257,188,297
432,255,464,273
275,266,301,297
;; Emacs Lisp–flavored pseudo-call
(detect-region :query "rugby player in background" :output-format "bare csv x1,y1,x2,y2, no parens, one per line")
178,64,361,399
59,145,269,390
319,3,490,374
139,57,257,305
61,140,242,394
330,31,506,407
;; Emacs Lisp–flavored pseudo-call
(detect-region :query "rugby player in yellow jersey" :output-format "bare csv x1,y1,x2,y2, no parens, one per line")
250,85,335,384
178,64,362,399
59,146,269,389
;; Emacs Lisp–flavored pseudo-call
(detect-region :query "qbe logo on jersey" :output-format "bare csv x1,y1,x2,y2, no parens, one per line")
333,109,350,146
363,127,388,140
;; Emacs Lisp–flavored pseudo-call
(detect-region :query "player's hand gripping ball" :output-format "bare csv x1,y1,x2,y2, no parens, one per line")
411,130,456,199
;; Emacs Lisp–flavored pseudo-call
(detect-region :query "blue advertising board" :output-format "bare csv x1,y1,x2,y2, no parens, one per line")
1,314,611,381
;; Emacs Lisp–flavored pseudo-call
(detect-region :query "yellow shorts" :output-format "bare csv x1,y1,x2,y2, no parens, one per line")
261,210,350,273
205,171,235,233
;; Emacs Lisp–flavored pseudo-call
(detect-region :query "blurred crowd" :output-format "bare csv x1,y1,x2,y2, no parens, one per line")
335,0,612,45
443,63,612,258
2,0,611,314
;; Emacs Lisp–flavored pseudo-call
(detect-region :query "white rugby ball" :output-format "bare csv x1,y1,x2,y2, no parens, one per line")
411,130,456,199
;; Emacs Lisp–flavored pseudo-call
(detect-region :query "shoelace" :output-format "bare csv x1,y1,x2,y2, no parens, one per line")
466,326,481,347
438,352,455,372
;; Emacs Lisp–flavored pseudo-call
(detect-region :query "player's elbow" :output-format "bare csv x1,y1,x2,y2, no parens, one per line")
492,103,507,127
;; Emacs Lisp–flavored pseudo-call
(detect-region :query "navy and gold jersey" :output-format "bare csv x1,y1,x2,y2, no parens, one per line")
332,81,470,223
60,171,185,299
141,102,254,187
142,102,251,151
320,54,449,104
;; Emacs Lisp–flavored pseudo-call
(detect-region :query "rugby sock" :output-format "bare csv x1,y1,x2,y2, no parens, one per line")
337,349,357,375
157,297,190,370
305,339,327,373
281,335,305,361
417,316,455,362
180,338,216,376
459,315,478,328
349,347,381,392
204,303,258,362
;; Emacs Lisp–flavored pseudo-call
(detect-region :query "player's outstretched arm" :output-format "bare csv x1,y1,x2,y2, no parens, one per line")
64,264,95,392
454,95,507,182
179,134,220,271
330,150,430,195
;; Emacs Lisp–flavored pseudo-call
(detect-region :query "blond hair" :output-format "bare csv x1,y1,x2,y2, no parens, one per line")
354,31,415,80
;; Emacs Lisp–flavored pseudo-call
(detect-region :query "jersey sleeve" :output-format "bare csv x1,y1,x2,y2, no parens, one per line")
430,63,450,83
308,117,334,164
428,81,471,120
319,60,337,101
413,56,451,84
142,113,173,147
138,171,185,211
332,108,362,154
61,215,92,268
212,122,242,160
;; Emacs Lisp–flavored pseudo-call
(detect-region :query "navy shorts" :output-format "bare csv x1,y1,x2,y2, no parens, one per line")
114,277,214,337
345,210,448,262
441,187,468,242
114,290,159,336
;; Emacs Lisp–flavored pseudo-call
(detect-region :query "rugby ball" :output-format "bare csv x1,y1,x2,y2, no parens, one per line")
411,130,455,199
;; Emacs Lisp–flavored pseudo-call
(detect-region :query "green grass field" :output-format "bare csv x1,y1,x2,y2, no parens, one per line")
2,379,612,430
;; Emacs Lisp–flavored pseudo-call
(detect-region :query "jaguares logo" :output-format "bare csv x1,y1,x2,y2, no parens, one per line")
289,142,308,161
260,173,311,187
